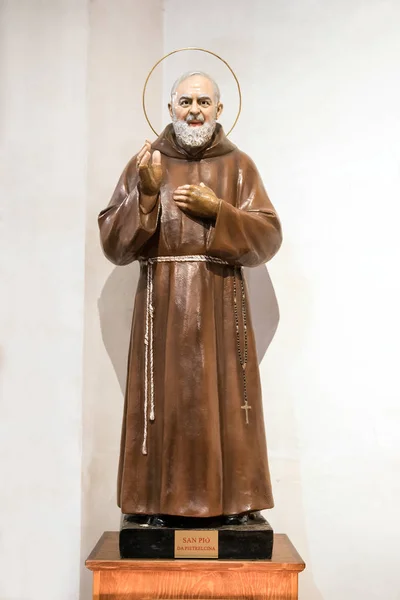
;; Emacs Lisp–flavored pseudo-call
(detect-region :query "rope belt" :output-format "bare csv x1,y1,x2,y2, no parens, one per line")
139,254,249,455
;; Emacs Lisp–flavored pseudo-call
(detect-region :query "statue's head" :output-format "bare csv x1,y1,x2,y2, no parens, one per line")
168,72,224,149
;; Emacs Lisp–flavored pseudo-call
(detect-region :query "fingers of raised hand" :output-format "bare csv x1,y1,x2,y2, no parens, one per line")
139,151,151,169
151,151,163,182
137,143,149,163
137,141,152,167
138,145,163,195
136,145,147,164
152,150,161,165
139,155,156,191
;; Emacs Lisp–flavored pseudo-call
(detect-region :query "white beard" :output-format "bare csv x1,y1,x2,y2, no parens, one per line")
172,116,216,149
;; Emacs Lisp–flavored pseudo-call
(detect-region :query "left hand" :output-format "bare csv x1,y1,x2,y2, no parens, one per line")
173,183,221,219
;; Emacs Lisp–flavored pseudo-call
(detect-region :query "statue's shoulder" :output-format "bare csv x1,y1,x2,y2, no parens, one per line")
232,148,261,176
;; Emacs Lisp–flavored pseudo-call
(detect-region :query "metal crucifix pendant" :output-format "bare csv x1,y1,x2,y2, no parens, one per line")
241,402,252,424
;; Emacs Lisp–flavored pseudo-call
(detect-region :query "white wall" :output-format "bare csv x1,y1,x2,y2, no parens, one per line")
0,1,87,599
2,1,400,599
79,1,163,599
0,1,162,599
164,1,400,599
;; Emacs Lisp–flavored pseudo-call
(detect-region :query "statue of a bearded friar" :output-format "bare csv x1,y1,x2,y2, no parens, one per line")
98,71,282,528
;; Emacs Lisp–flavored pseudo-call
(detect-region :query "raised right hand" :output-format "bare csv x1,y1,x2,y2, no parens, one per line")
136,140,162,196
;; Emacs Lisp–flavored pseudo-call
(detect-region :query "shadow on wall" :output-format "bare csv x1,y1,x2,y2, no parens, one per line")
98,262,140,394
246,264,280,364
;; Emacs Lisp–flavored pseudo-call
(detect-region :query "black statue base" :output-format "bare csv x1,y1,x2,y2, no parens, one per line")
119,512,273,560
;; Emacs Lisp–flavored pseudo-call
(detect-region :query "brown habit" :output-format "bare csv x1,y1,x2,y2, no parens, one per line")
99,124,282,517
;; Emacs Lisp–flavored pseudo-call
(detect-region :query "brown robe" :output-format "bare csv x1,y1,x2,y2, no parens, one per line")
98,124,282,517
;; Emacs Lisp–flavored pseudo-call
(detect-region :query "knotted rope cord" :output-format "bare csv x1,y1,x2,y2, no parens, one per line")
139,254,247,455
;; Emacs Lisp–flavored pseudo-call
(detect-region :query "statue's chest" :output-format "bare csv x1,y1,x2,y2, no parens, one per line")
162,159,217,190
159,160,216,248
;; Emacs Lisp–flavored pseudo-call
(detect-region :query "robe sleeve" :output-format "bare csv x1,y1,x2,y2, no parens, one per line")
98,157,161,266
206,154,282,267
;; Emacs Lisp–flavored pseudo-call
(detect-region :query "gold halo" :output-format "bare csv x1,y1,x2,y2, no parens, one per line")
142,47,242,137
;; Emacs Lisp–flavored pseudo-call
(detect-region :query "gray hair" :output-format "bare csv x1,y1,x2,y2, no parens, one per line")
171,71,221,103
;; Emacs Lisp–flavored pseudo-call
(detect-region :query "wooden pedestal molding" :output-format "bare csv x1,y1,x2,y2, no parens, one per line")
86,531,305,600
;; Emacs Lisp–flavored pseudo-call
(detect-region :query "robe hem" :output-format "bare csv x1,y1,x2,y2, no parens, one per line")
117,503,275,517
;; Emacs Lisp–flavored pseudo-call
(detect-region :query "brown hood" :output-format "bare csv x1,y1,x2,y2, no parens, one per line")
152,123,237,161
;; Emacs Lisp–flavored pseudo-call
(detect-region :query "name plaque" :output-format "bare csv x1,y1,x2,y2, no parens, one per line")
174,530,219,558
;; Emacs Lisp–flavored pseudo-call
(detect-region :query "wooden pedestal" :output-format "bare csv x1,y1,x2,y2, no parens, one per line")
86,531,305,600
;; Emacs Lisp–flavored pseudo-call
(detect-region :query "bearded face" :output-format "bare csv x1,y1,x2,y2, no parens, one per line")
168,73,223,150
172,112,217,148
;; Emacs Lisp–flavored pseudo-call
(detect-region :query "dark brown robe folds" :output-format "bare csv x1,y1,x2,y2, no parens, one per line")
99,124,282,517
